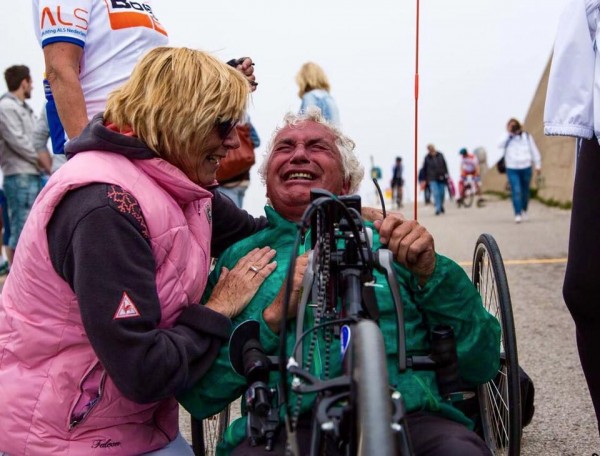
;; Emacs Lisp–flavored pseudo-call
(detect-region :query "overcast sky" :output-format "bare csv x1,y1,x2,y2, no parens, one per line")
0,0,569,217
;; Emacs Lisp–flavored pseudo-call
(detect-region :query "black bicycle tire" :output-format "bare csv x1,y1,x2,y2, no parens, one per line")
191,406,231,456
353,320,397,456
472,233,521,456
191,415,205,456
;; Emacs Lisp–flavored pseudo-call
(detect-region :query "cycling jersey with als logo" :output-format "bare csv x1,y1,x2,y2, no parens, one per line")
32,0,169,120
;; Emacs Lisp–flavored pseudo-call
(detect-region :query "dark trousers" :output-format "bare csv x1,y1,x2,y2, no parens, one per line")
232,412,490,455
563,137,600,433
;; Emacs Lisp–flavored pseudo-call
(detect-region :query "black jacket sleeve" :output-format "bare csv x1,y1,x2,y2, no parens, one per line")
210,188,268,257
47,184,232,403
441,153,449,175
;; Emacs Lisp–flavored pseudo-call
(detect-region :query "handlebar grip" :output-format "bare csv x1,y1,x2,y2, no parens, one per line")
245,381,271,416
242,340,273,416
242,339,271,385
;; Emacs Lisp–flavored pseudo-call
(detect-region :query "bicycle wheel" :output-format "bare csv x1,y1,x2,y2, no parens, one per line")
191,407,230,456
353,320,398,456
462,184,474,208
472,234,521,456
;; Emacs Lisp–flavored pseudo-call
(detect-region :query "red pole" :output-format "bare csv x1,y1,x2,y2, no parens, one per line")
414,0,420,221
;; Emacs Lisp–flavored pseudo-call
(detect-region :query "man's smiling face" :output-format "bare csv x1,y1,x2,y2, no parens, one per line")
266,121,349,221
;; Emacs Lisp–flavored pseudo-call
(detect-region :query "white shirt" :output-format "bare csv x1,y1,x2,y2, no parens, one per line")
32,0,169,120
499,133,542,170
544,0,600,140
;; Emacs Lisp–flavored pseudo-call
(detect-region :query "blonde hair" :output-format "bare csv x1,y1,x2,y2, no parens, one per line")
295,62,331,98
105,47,250,167
259,107,364,194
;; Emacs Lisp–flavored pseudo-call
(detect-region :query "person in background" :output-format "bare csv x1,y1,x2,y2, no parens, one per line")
0,47,270,455
0,190,9,275
33,106,68,185
499,118,542,223
33,106,62,187
179,109,500,456
543,0,600,434
391,156,404,208
33,0,169,141
457,147,481,203
418,165,431,205
473,146,488,177
296,61,341,126
422,144,449,215
0,65,44,266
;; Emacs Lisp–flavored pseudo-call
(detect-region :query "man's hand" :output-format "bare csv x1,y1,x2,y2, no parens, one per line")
362,206,404,223
227,57,258,92
37,150,53,175
263,254,309,333
374,215,436,286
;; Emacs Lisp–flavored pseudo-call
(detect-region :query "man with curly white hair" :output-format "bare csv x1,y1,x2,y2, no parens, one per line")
179,109,499,456
257,107,364,221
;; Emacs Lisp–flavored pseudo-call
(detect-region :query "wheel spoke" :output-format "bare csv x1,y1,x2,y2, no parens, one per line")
473,236,520,456
200,409,230,456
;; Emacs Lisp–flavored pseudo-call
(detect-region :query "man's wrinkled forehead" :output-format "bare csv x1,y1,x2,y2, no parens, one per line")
273,121,337,146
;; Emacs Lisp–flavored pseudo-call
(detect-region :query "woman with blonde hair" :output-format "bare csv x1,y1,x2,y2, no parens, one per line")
296,61,341,125
0,47,274,455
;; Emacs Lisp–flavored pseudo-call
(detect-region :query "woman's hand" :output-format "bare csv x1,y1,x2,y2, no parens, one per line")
205,247,276,318
263,254,309,333
374,215,436,286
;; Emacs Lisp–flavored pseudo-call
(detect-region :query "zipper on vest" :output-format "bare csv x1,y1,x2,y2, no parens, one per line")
69,366,107,430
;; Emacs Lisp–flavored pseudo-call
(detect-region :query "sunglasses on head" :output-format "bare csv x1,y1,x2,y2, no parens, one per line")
216,119,239,139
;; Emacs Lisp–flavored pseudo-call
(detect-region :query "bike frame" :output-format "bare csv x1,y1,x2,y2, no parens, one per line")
277,190,461,455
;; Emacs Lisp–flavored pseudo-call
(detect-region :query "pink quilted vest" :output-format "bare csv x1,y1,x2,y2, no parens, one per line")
0,151,213,455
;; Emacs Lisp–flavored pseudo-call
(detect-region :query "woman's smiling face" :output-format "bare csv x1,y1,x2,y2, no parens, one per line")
182,123,241,187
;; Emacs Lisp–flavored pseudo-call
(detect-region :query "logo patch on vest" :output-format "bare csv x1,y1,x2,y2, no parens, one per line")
91,438,121,449
114,292,141,319
205,204,212,224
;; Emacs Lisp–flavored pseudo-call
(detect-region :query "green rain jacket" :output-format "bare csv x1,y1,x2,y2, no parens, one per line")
178,207,501,454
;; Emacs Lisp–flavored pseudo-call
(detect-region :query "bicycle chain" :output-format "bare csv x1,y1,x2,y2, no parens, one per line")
291,214,332,431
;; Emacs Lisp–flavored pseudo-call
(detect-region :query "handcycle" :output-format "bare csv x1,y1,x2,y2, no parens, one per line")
191,192,523,456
